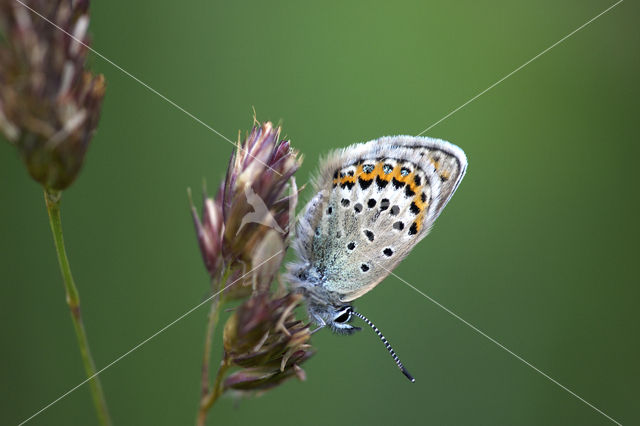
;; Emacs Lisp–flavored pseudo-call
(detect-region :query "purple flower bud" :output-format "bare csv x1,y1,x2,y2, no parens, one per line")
221,122,301,261
0,0,105,190
222,292,314,391
223,350,314,391
190,189,224,279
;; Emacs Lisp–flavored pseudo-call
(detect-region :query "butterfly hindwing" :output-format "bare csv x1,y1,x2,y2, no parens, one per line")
292,136,467,302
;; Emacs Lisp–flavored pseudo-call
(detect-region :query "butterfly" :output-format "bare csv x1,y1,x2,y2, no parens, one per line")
286,135,467,381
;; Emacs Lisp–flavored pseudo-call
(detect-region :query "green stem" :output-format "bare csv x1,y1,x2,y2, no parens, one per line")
44,188,112,426
196,268,231,426
199,292,222,398
197,356,231,426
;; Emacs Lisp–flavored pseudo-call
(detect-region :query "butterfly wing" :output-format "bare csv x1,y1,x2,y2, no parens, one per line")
292,136,467,302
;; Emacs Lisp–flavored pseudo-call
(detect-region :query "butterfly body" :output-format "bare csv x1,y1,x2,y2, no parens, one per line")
287,136,467,337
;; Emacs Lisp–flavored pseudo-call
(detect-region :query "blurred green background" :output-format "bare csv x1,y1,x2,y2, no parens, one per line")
1,0,638,425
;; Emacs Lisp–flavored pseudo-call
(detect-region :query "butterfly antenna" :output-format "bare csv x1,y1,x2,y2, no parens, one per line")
351,310,415,382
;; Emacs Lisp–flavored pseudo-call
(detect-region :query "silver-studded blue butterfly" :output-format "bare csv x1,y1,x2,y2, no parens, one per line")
286,136,467,381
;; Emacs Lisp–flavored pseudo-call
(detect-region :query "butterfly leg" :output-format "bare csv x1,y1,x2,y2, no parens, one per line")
310,324,326,334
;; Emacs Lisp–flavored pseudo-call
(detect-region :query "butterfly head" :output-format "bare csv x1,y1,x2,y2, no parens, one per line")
305,296,361,335
325,305,361,335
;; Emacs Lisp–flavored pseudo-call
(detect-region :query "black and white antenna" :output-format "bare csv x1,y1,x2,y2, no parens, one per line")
351,309,415,382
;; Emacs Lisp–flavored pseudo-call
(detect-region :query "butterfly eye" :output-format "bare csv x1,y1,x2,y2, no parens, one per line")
334,308,351,323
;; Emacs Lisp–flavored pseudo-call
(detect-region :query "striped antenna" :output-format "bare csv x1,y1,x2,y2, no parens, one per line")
351,310,415,382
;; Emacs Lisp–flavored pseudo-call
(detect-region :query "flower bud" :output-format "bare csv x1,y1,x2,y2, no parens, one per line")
221,122,301,260
0,0,105,190
190,189,224,279
222,292,314,391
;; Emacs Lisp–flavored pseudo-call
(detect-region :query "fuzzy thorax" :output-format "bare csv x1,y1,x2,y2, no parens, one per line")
286,263,360,335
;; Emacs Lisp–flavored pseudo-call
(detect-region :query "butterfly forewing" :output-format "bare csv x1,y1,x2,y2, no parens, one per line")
294,136,467,302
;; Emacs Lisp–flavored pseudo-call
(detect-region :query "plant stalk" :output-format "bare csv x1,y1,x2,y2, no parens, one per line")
197,356,231,426
196,269,232,426
44,188,112,426
199,292,222,398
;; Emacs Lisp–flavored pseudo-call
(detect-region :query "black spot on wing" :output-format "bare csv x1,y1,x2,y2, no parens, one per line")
392,178,405,189
359,177,373,190
341,181,355,190
376,176,388,190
